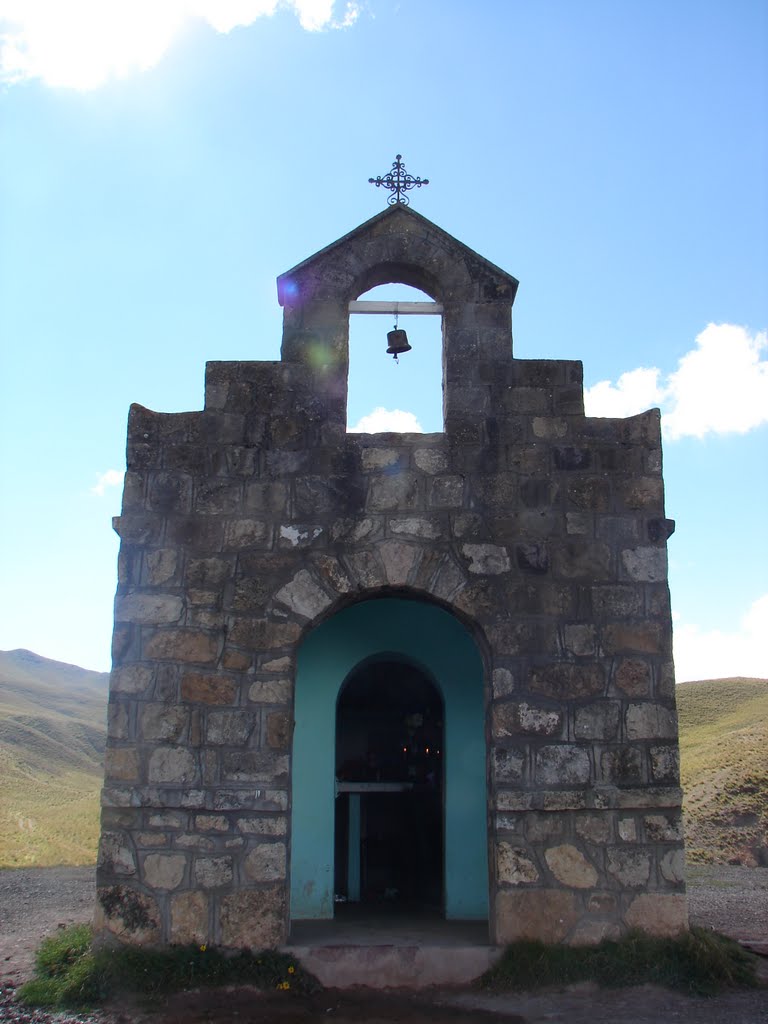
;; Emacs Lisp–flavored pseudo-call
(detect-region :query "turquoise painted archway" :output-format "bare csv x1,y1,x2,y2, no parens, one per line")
290,597,488,920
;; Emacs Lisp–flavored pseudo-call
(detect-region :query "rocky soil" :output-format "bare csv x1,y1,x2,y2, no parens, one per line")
0,865,766,1024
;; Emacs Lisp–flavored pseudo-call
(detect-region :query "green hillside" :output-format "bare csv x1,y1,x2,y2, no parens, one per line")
0,649,107,867
0,651,766,869
677,677,768,866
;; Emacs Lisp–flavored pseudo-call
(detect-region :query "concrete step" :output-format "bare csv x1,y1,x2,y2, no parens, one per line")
281,942,502,988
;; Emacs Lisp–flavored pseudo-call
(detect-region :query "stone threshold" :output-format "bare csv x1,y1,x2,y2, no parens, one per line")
284,911,501,988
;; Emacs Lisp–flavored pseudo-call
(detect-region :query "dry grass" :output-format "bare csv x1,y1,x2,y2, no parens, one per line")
677,678,768,865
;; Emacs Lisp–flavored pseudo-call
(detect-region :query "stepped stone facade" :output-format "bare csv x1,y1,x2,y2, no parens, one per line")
97,204,687,950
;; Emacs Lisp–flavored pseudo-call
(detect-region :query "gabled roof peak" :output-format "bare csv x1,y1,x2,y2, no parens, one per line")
277,205,518,308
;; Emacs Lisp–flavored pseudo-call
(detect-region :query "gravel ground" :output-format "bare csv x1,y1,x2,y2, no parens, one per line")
0,865,766,1024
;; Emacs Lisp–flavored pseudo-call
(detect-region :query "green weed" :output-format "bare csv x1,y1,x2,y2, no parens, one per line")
480,927,759,997
18,925,319,1011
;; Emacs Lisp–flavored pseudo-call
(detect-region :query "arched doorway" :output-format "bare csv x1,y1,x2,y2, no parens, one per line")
335,657,444,911
290,596,488,923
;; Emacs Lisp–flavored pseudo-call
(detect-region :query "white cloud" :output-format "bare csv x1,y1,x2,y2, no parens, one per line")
673,594,768,683
348,407,423,433
0,0,360,89
91,468,124,496
584,324,768,440
583,367,664,419
663,323,768,440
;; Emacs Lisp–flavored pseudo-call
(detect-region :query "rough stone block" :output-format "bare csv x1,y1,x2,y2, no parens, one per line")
574,702,620,741
618,818,637,842
495,889,579,944
266,711,291,749
650,745,680,782
624,893,688,936
195,815,229,832
563,623,596,656
529,664,604,700
244,842,287,882
621,547,667,582
170,891,209,945
614,658,651,696
492,746,526,783
194,856,233,888
575,813,612,845
625,703,677,740
525,813,565,842
111,665,153,696
144,629,218,664
181,673,237,705
603,624,664,655
142,853,186,890
144,549,178,586
606,848,651,887
148,747,197,785
660,848,686,883
493,701,563,737
429,475,464,507
206,710,258,746
274,570,333,620
224,518,271,548
221,752,289,784
544,845,598,888
367,472,420,511
105,747,139,782
220,886,286,948
496,843,539,885
95,886,160,945
414,448,448,474
601,746,644,785
388,516,442,540
536,745,591,785
249,679,291,704
99,832,136,876
236,816,287,836
140,704,188,742
644,814,683,842
115,593,185,622
378,539,419,585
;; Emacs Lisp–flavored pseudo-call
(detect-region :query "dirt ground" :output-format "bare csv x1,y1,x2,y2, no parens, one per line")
0,865,766,1024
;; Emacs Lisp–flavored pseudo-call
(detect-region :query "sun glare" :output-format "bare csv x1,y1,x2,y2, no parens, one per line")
0,0,359,89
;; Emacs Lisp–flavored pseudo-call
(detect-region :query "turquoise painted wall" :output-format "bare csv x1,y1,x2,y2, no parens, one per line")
290,598,488,920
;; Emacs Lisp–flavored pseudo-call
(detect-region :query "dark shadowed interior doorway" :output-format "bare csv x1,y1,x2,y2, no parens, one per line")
334,658,444,912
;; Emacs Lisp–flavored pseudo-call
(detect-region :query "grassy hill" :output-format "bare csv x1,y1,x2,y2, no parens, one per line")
0,649,107,867
0,650,766,869
677,677,768,866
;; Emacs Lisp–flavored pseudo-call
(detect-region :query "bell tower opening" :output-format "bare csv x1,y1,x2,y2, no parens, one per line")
334,656,444,914
347,283,443,434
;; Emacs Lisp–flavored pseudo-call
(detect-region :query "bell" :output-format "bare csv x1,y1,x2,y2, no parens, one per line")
386,328,412,360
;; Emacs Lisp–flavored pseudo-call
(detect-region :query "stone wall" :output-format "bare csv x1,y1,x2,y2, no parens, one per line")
97,205,686,949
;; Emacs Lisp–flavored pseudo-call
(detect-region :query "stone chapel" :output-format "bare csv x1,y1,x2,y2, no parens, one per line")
96,203,687,955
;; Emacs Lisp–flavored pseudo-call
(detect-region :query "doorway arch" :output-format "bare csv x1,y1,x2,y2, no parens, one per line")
290,596,488,922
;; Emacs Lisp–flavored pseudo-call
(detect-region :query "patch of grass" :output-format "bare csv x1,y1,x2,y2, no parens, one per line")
18,925,319,1011
480,927,759,997
677,678,768,865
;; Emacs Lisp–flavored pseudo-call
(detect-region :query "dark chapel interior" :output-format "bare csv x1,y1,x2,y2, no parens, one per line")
334,658,444,912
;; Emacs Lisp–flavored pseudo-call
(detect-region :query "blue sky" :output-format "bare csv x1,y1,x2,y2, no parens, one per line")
0,0,766,681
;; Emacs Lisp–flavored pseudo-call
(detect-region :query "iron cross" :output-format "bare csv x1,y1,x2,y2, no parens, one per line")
369,155,429,206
